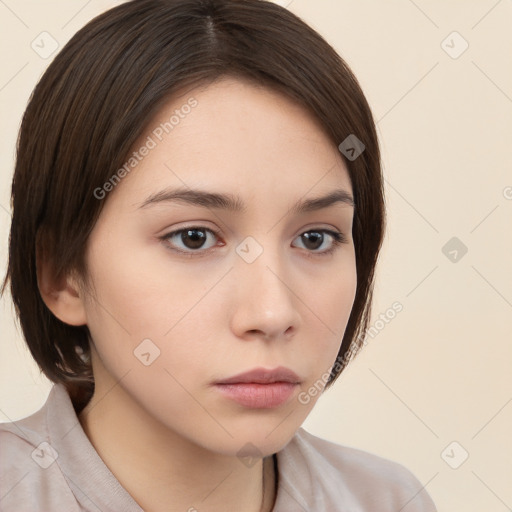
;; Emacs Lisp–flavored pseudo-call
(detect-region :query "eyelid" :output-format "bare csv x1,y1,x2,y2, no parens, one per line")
297,229,347,259
160,226,222,257
159,224,348,258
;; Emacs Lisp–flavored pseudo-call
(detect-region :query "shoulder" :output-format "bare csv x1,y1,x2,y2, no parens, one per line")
0,388,80,512
293,428,429,491
276,428,437,512
0,400,50,462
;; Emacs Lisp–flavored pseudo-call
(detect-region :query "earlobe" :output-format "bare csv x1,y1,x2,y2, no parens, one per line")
36,249,88,327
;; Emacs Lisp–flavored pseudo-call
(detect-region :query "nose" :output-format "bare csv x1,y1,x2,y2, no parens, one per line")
229,244,302,342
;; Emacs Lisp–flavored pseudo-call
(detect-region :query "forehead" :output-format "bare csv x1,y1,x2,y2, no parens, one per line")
106,77,352,210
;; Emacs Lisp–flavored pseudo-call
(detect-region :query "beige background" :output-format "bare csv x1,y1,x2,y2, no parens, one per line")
1,1,511,510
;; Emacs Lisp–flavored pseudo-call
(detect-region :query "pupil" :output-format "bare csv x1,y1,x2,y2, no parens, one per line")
183,229,206,249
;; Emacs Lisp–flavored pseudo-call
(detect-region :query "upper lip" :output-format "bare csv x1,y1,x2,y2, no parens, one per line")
215,366,301,385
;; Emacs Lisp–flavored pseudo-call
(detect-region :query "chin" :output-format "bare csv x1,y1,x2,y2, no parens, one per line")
197,418,301,459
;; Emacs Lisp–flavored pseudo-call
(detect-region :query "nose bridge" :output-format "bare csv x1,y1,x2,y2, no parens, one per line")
231,234,299,337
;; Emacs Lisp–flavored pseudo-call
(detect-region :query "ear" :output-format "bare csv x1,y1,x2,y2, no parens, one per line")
36,246,88,327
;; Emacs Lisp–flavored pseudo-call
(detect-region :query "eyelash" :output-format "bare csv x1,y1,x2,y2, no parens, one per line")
159,226,347,259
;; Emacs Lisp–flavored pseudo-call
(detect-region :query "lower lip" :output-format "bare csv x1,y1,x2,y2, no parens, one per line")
214,382,298,408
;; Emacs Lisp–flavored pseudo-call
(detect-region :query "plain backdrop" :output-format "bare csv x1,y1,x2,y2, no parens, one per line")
1,1,511,511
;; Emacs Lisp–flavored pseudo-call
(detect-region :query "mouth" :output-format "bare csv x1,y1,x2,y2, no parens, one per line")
213,367,301,409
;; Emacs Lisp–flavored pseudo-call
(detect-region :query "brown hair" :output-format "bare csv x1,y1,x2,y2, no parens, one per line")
1,0,385,412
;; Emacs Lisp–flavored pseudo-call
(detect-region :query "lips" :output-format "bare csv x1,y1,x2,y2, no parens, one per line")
214,366,301,385
213,367,301,409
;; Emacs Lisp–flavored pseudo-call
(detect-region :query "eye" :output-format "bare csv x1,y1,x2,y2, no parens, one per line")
159,226,347,258
160,226,221,256
292,229,347,257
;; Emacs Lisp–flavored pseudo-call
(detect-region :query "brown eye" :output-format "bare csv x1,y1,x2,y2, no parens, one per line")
300,231,324,250
178,228,208,249
292,229,346,256
161,227,219,254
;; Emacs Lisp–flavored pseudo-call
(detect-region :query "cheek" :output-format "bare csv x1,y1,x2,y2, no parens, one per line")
304,256,357,373
82,240,224,376
319,255,357,333
83,235,188,334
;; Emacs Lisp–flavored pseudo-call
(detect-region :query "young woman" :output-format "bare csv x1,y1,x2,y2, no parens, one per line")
0,1,437,510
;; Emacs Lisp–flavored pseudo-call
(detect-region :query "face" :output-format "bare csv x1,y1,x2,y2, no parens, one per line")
79,77,357,457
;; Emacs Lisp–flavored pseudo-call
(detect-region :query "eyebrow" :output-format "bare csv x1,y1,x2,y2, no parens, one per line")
137,187,355,213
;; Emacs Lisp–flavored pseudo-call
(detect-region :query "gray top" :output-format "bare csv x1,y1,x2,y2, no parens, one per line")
0,383,437,511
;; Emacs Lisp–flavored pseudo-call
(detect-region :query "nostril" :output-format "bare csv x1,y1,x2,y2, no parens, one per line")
246,330,270,340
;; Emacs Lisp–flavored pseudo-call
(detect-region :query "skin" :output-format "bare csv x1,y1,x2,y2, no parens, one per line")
39,76,357,512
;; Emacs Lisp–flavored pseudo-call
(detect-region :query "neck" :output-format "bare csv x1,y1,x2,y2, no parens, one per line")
78,382,277,512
